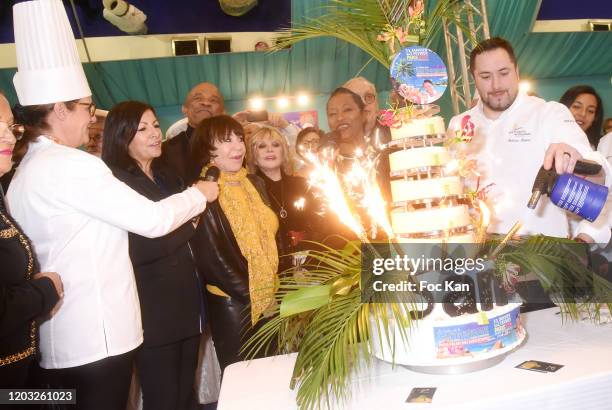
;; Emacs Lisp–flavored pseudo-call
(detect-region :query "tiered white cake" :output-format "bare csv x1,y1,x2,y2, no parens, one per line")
388,117,475,243
370,116,526,372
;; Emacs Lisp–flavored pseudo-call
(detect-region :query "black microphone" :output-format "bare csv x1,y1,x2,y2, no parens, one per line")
202,166,220,182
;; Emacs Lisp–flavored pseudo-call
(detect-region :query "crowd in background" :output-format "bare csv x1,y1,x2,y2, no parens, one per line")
0,71,387,409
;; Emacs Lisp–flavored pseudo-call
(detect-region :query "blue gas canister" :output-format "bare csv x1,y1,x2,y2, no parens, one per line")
528,160,608,222
549,174,608,222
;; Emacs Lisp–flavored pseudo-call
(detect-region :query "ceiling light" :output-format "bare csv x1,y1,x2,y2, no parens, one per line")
297,93,310,106
519,81,532,93
249,97,264,110
277,96,289,109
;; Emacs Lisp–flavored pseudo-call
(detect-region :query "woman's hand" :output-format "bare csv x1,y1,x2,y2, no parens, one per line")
194,180,219,202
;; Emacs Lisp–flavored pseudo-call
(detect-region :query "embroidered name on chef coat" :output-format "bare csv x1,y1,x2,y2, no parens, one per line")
507,125,532,142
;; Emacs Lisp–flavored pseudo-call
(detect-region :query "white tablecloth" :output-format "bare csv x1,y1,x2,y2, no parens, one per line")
218,308,612,410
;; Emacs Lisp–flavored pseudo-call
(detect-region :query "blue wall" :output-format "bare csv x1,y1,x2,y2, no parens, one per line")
537,0,612,20
0,0,291,43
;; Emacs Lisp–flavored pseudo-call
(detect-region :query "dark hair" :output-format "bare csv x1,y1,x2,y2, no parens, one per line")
190,115,244,175
469,37,517,74
423,79,433,85
296,127,325,147
559,85,604,147
12,100,78,163
327,87,365,111
101,101,156,171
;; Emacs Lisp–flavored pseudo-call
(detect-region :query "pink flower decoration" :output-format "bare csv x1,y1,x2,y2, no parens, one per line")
408,0,424,18
395,27,408,43
377,110,397,128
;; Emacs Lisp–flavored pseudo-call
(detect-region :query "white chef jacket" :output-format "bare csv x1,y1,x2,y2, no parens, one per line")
7,137,207,369
597,132,612,167
448,92,611,244
596,132,612,231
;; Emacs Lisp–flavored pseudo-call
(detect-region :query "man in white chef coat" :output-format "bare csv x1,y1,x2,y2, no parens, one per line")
447,37,610,246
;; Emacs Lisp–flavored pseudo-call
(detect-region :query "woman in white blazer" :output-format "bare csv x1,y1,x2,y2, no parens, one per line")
7,96,218,410
8,2,217,408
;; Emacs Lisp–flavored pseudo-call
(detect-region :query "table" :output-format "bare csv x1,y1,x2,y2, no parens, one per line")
218,308,612,410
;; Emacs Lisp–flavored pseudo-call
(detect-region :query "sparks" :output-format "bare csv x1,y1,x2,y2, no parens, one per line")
445,159,460,174
476,199,491,244
294,197,305,210
307,155,367,240
491,221,523,258
304,145,393,241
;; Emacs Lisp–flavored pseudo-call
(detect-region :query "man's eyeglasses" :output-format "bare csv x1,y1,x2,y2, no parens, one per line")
0,121,25,141
363,93,376,104
77,101,97,117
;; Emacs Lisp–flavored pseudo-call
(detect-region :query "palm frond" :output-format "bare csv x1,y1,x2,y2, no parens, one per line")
244,234,612,409
273,0,473,69
493,235,612,321
243,239,421,409
291,290,369,409
379,0,412,25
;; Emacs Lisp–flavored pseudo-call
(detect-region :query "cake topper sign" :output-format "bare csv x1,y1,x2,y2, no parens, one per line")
390,45,448,105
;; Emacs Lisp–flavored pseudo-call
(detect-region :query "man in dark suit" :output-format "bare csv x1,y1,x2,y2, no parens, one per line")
162,82,225,184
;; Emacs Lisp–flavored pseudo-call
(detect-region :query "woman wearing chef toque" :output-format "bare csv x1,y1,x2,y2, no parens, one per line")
7,1,218,409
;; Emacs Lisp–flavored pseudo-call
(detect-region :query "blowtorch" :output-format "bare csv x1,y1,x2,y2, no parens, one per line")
527,159,608,222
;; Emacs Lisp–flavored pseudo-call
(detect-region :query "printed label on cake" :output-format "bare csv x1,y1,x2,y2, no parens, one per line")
433,306,523,359
390,46,448,105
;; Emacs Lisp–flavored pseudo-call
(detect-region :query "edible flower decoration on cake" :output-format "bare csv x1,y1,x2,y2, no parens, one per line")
456,114,475,142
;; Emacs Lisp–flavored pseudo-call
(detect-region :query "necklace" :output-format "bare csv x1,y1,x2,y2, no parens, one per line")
268,178,287,219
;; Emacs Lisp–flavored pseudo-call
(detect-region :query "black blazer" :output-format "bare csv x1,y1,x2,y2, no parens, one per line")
191,174,280,304
255,171,324,257
0,202,58,376
161,126,199,186
110,163,203,347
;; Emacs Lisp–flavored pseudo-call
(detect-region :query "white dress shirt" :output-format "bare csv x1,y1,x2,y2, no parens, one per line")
448,92,611,244
7,137,207,368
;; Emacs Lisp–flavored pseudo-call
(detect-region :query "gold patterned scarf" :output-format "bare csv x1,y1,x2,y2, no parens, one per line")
201,166,279,325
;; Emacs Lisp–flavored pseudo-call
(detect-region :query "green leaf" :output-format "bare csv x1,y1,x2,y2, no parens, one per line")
280,284,332,318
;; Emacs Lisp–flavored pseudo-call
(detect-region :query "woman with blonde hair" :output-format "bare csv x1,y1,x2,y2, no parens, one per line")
246,126,319,261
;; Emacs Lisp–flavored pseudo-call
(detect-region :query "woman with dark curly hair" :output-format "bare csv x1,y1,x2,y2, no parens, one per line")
560,85,604,148
189,115,279,371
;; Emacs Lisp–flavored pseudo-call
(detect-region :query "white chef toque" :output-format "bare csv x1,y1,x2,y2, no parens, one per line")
12,0,92,106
